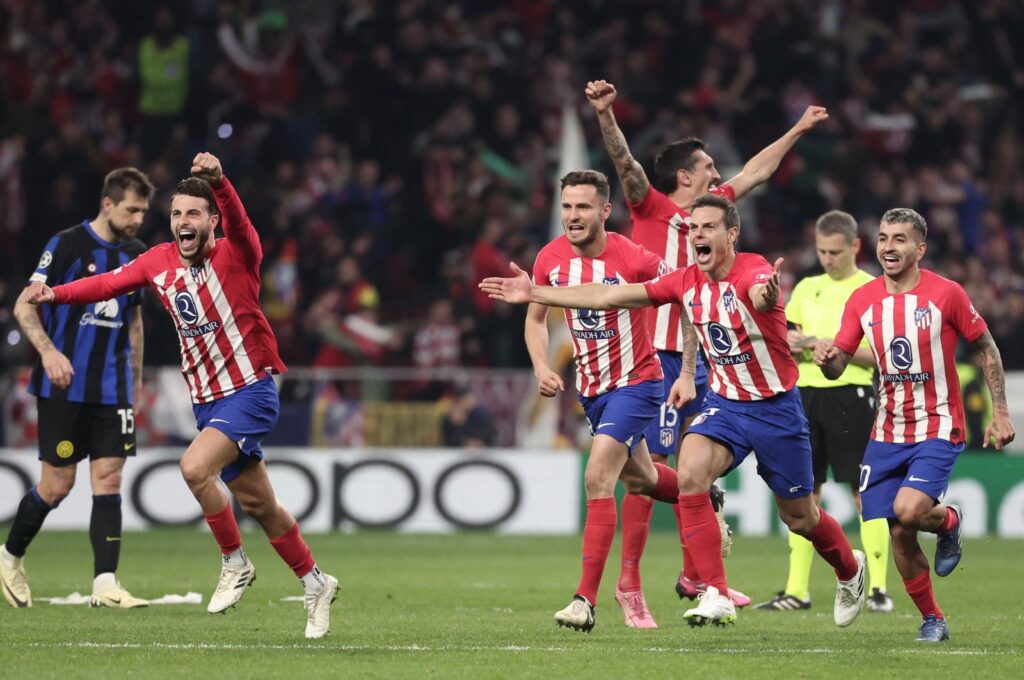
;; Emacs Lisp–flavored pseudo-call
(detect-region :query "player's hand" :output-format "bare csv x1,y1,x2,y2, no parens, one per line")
191,152,224,183
787,328,805,354
812,339,839,366
584,80,617,114
535,366,565,398
41,348,74,389
479,261,533,305
983,413,1016,450
23,281,54,305
669,373,696,409
794,105,828,134
760,257,783,308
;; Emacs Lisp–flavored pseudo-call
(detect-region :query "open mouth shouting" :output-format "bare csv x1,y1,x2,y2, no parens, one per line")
694,243,713,266
567,222,586,237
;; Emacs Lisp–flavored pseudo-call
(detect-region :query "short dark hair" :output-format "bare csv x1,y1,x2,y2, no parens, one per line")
815,210,858,243
101,167,155,204
172,177,220,216
691,192,740,230
654,137,706,193
560,169,611,203
880,207,927,241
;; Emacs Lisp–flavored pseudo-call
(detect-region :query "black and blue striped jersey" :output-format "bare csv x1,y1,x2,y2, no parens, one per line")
28,220,146,405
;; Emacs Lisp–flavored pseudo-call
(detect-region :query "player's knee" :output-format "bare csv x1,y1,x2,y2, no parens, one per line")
780,511,815,536
179,458,214,489
37,482,72,506
892,498,930,529
676,464,709,494
583,468,616,497
237,493,273,520
619,471,651,495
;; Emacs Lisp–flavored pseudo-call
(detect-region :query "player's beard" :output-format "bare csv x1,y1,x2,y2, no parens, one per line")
108,218,139,242
178,230,212,263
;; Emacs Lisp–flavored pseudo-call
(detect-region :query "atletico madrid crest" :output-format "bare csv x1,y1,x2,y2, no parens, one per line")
914,307,932,329
660,427,674,448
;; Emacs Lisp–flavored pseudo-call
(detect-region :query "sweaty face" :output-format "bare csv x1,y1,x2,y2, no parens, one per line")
560,184,610,250
876,221,926,280
105,190,150,240
688,206,736,272
816,232,859,279
170,194,219,264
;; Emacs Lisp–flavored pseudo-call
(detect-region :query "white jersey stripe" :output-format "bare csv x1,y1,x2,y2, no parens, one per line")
207,267,257,388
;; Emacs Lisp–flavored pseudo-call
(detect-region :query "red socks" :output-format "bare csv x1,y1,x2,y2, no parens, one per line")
807,508,859,581
269,522,316,578
648,463,680,504
937,507,959,534
618,494,654,592
204,503,241,555
677,492,727,592
673,503,701,581
577,497,617,604
904,570,943,619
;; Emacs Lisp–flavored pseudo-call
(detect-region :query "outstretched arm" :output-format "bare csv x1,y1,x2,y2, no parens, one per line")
814,339,853,380
724,106,828,200
973,330,1016,449
585,80,651,204
480,262,653,310
192,152,263,265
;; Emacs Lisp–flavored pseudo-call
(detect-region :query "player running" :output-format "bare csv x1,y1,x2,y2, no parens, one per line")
482,193,866,629
814,208,1014,642
23,153,339,639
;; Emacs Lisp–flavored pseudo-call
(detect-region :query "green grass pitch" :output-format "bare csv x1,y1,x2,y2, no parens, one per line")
1,529,1021,678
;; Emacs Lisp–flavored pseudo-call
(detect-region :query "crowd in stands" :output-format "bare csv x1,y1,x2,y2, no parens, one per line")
1,0,1023,385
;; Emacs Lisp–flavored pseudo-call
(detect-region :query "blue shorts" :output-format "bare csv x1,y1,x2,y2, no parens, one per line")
859,439,965,521
579,379,664,454
684,388,814,499
192,375,280,483
644,350,710,456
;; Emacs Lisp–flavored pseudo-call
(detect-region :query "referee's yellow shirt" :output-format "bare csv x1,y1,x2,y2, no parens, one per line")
786,269,876,388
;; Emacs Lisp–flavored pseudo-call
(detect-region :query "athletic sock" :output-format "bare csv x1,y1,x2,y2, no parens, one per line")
90,494,122,576
784,530,814,600
618,494,653,592
807,508,859,581
648,463,680,504
937,506,959,534
4,487,53,558
860,516,890,592
204,503,242,555
904,570,943,619
576,497,617,605
269,522,316,579
674,503,700,581
677,492,727,592
300,564,327,594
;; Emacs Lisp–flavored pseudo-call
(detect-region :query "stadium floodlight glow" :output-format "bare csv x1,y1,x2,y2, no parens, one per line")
7,329,20,345
217,124,233,139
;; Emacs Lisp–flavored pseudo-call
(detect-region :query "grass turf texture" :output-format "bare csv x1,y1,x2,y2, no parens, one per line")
1,529,1021,678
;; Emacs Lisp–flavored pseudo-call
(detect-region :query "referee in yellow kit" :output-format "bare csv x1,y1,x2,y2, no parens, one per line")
755,210,893,613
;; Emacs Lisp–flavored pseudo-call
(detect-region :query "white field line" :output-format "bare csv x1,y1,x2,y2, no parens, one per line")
7,641,1021,656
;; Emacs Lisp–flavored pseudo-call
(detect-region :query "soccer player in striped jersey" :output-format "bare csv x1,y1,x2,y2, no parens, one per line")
1,167,153,610
482,193,867,629
814,208,1015,642
23,153,339,639
516,170,692,632
585,79,828,621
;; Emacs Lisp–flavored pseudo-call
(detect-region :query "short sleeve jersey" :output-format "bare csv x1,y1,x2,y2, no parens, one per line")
532,232,665,397
644,252,798,400
833,270,986,444
786,269,875,388
28,222,145,405
629,184,736,352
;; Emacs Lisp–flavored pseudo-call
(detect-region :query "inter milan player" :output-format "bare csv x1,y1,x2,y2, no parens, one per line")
585,79,827,623
756,210,892,613
482,193,866,628
516,170,691,633
1,168,153,610
814,208,1014,642
23,153,339,639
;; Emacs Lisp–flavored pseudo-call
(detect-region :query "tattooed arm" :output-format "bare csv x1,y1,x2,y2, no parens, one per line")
585,80,651,204
973,330,1016,449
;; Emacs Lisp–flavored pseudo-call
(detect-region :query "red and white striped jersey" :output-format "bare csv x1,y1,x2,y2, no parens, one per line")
644,253,797,400
532,233,665,397
52,177,287,404
629,184,736,352
833,270,986,444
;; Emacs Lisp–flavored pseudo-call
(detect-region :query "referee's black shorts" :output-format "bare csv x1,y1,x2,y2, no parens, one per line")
800,384,875,486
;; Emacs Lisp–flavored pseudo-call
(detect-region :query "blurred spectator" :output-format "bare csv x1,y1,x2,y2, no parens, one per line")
441,384,496,449
137,6,190,163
